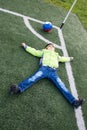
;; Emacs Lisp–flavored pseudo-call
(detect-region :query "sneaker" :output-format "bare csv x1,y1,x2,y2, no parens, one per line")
9,84,20,95
73,99,84,108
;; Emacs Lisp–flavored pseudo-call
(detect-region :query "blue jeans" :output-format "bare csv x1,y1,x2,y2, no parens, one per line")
18,66,76,104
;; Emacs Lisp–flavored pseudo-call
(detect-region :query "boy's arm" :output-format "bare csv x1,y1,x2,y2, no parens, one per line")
21,43,43,57
58,55,74,62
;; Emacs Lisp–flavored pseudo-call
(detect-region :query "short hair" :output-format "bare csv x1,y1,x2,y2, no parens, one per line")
45,43,55,48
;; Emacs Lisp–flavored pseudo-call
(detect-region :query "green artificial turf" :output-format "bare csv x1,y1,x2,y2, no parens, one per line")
45,0,87,30
0,0,87,130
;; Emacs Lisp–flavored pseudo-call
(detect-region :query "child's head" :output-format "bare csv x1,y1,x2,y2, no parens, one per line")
45,43,55,51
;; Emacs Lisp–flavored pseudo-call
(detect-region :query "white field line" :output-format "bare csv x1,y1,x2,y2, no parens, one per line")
0,8,44,24
0,7,86,130
0,8,61,49
58,28,86,130
23,16,62,49
0,7,58,30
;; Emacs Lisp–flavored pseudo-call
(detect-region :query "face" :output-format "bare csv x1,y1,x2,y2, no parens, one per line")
46,44,55,51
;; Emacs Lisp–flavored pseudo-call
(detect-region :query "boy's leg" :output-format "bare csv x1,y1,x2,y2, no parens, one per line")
18,67,45,92
10,66,46,94
48,70,76,104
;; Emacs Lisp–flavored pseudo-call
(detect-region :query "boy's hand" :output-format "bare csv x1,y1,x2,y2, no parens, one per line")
70,57,74,61
22,43,26,47
21,43,27,49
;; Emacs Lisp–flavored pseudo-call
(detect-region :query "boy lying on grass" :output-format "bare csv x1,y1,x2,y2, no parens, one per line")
10,43,84,108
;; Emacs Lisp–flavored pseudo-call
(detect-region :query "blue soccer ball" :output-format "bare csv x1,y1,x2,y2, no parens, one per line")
43,22,53,32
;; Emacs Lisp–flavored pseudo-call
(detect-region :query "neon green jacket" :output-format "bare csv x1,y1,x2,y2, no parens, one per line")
26,46,70,69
